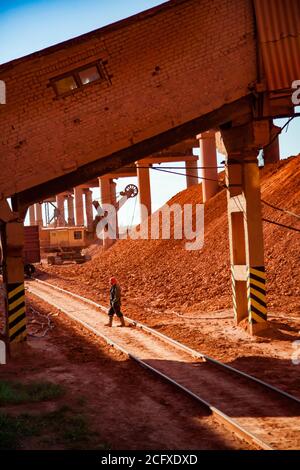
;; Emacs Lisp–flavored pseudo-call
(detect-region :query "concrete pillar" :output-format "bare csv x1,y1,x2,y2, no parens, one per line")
136,162,151,222
185,161,199,188
110,180,119,239
198,131,219,202
28,205,36,226
74,187,84,226
56,194,66,227
99,177,115,250
225,154,267,335
67,195,75,226
34,203,43,227
110,180,117,207
0,219,27,349
264,122,280,163
100,177,111,205
221,123,268,336
85,189,94,231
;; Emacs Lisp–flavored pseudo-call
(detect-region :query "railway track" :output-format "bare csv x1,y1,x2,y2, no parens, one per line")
27,278,300,450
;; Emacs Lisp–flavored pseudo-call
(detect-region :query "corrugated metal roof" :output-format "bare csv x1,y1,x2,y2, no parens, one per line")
253,0,300,91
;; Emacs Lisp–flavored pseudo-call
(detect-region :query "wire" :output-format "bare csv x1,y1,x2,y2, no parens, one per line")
263,218,300,233
155,165,224,169
151,166,221,183
262,199,300,220
263,116,295,151
131,165,224,170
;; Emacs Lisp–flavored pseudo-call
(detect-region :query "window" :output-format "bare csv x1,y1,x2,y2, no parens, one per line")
74,231,83,240
55,75,78,95
78,66,101,85
50,60,108,97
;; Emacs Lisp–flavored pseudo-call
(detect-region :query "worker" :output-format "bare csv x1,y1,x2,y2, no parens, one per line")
105,277,125,327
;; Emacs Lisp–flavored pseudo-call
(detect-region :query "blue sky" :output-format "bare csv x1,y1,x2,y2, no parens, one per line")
1,0,299,226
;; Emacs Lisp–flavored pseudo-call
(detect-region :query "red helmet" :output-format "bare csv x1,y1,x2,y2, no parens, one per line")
110,277,117,285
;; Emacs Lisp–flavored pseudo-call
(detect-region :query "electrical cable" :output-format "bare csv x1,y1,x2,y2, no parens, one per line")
128,165,224,170
262,218,300,233
263,116,295,151
122,159,299,234
261,199,300,220
151,166,221,183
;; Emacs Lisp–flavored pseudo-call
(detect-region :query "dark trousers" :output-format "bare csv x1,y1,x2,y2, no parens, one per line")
108,303,123,318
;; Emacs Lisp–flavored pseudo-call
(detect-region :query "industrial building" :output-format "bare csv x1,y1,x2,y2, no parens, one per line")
0,0,299,452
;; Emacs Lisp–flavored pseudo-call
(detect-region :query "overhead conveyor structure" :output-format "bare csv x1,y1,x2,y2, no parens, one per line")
0,0,300,348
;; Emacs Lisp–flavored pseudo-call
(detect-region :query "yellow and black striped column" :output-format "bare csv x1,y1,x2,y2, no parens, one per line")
7,282,27,343
247,266,267,324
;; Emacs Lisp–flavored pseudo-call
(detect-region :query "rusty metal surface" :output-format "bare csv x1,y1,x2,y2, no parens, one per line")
253,0,300,91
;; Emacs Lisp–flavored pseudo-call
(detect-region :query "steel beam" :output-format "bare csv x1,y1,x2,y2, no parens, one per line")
13,96,252,210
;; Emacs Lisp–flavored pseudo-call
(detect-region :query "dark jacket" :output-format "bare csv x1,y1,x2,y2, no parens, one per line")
110,284,121,306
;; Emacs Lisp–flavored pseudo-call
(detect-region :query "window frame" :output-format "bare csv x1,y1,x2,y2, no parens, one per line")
52,74,79,96
50,60,108,98
76,64,103,86
73,230,83,240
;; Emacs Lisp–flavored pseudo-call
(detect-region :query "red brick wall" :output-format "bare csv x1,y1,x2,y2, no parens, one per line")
0,0,257,197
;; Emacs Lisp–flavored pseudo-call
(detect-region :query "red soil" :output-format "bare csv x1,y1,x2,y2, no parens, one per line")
2,295,249,450
35,157,300,398
41,156,300,317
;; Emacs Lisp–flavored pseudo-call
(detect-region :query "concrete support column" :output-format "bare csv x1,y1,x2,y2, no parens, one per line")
56,194,66,227
0,219,26,350
99,177,115,250
74,187,84,226
100,177,111,205
34,203,43,227
221,122,268,336
136,162,151,222
185,160,199,188
110,180,119,239
225,153,267,335
243,159,267,331
85,189,94,231
263,122,280,163
67,195,75,226
198,131,219,202
28,206,36,226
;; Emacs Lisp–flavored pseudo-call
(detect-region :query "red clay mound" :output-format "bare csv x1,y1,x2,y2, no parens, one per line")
43,156,300,316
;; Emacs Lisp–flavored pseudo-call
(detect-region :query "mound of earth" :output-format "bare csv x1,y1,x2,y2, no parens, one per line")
39,156,300,316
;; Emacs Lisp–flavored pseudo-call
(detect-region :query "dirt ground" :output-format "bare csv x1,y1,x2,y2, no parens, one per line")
0,293,254,450
33,156,300,399
0,157,299,449
33,271,300,401
42,156,300,318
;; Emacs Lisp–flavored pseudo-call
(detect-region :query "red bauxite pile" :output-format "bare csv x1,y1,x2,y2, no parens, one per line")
42,156,300,316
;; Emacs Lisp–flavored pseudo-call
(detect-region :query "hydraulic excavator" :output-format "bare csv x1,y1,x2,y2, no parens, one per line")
44,183,138,265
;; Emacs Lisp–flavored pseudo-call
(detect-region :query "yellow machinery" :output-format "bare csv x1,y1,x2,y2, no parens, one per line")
40,226,90,265
40,184,138,265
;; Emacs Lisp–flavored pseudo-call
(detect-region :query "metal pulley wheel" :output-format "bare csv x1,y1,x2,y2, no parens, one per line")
123,184,138,198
